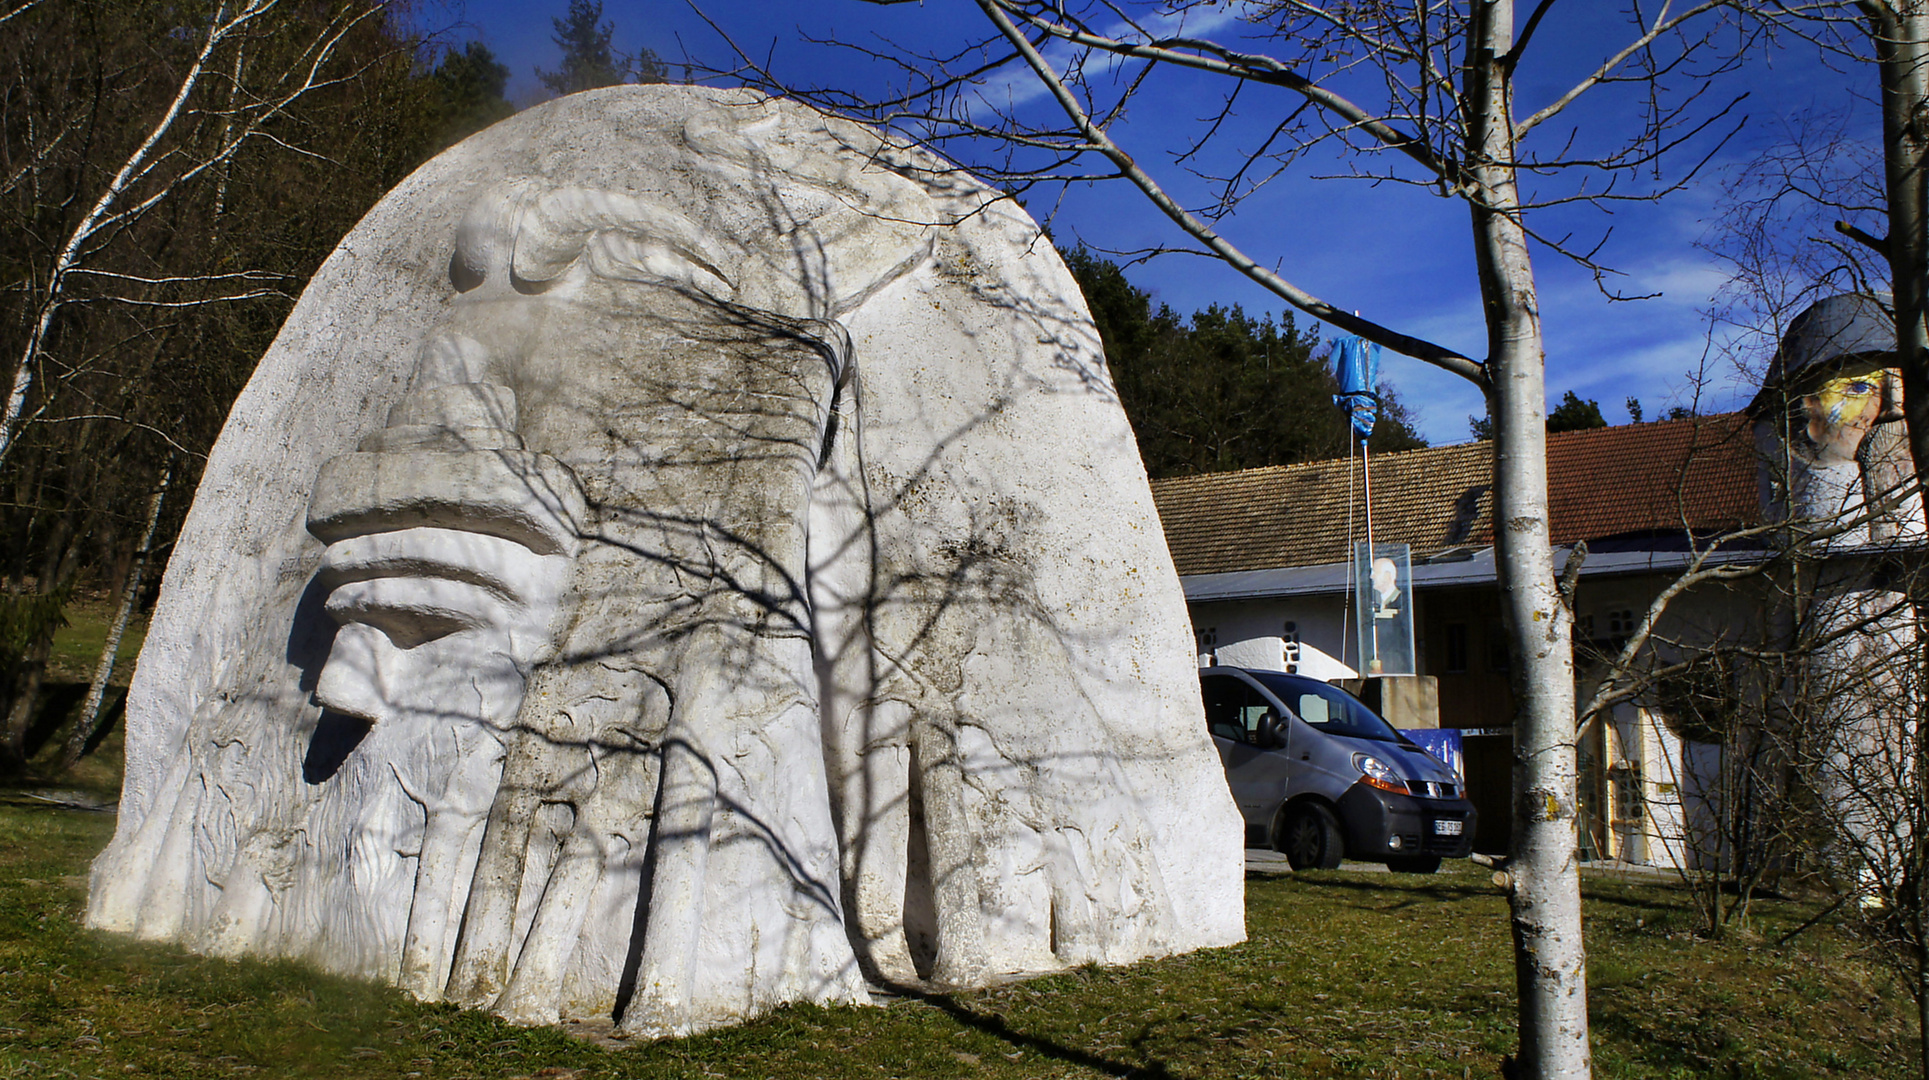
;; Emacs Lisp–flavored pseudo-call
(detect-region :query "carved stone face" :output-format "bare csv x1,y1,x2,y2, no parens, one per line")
306,329,587,733
312,527,573,729
85,89,1244,1041
296,172,866,1025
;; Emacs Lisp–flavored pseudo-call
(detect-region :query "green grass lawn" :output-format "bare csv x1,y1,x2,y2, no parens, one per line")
43,593,149,683
0,792,1913,1080
4,604,1918,1077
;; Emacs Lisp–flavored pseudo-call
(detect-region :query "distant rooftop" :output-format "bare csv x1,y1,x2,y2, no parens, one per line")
1150,414,1759,578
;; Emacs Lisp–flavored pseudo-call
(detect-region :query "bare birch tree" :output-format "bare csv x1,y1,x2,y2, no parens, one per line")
1713,10,1929,1073
0,1,460,772
730,3,1763,1076
1570,465,1916,926
0,0,389,471
58,456,171,770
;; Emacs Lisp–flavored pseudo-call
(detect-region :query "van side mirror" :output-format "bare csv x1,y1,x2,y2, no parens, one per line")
1256,710,1283,749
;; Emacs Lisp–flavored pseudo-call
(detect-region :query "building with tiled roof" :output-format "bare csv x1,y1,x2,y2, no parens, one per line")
1153,415,1767,858
1153,413,1759,578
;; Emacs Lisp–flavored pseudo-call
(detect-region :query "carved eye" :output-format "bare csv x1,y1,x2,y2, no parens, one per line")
321,578,497,649
1846,380,1877,396
361,610,473,650
330,603,477,650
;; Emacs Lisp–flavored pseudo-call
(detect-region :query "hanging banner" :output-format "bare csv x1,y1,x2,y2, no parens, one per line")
1332,335,1381,438
1402,728,1465,781
1354,541,1415,676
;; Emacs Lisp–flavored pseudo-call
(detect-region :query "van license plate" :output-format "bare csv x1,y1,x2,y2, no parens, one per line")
1432,819,1463,836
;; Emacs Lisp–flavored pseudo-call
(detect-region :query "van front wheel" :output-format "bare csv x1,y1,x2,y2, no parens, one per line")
1277,804,1344,870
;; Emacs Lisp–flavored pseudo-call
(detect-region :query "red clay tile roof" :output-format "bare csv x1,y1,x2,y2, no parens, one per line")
1150,414,1759,577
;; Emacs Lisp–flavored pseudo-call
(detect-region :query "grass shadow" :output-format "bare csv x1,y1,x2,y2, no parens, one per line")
882,984,1176,1079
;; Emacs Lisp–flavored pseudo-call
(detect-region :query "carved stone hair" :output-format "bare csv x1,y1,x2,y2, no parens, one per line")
447,100,945,323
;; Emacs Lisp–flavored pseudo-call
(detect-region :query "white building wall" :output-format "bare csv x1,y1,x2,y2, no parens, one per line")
1578,573,1768,871
1189,595,1357,679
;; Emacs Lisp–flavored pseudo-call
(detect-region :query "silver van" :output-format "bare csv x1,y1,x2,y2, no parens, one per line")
1202,666,1476,872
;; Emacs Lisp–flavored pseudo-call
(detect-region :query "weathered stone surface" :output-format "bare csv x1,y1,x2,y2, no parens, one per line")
86,86,1243,1036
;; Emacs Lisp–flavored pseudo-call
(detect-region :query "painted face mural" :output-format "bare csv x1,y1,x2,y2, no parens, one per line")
1370,556,1400,612
1760,293,1914,540
1798,368,1900,468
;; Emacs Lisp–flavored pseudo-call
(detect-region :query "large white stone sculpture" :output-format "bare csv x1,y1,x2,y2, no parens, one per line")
85,86,1243,1036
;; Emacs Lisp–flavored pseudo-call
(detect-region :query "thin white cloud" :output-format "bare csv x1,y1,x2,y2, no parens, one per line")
970,2,1260,112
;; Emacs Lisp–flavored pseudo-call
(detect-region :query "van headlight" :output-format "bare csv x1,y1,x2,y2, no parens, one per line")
1354,753,1410,796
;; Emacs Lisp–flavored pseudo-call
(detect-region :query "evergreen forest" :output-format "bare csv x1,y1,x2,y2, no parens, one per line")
1064,248,1425,479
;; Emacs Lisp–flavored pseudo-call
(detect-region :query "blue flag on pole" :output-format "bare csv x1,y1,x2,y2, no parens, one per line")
1332,335,1381,438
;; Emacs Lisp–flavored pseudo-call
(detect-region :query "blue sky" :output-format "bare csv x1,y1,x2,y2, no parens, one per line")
418,1,1878,445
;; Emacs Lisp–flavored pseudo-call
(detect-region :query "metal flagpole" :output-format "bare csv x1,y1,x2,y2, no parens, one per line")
1363,429,1380,675
1341,432,1355,673
1333,328,1383,677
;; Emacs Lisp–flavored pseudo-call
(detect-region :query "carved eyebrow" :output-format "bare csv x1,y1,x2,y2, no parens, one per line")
312,521,573,618
316,551,516,601
307,451,587,557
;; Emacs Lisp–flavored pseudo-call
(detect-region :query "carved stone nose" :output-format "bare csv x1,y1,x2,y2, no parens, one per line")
313,623,393,724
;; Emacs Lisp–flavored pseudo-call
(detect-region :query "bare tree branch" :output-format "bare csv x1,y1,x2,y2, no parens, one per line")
973,0,1488,384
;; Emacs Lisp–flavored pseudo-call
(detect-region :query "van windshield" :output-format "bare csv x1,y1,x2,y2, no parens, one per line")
1250,672,1400,742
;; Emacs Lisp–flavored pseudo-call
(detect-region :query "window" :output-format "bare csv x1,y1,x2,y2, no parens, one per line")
1282,620,1301,674
1249,671,1399,742
1296,692,1331,724
1612,762,1644,824
1487,621,1509,672
1605,608,1636,637
1240,698,1276,740
1202,675,1281,745
1201,675,1248,743
1444,622,1469,673
1198,626,1218,667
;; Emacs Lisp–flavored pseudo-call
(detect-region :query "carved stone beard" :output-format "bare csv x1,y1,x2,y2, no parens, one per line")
411,281,863,1032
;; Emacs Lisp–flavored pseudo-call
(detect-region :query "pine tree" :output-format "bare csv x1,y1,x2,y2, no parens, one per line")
535,0,667,97
1545,390,1607,433
1065,248,1424,477
431,42,514,147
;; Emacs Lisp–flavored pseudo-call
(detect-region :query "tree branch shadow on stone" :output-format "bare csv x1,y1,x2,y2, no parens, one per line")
93,88,1230,1041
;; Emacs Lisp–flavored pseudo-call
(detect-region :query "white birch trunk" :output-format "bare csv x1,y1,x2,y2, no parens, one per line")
1863,9,1929,1077
1866,1,1929,496
1467,3,1591,1077
0,0,266,469
61,460,171,769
